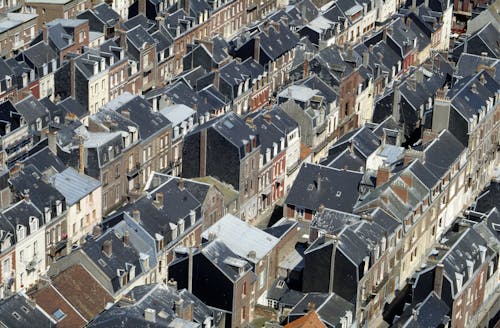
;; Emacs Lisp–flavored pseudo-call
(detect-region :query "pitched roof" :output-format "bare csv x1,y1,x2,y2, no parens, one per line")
202,214,279,263
0,293,55,328
51,168,100,206
286,163,363,213
284,310,327,328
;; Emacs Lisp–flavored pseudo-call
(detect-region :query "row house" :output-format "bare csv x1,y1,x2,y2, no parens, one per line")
354,130,470,289
77,3,121,39
201,214,281,307
0,215,16,299
169,239,255,328
208,0,248,39
229,19,300,94
284,163,364,221
41,18,90,62
16,41,58,100
246,109,298,214
278,83,336,159
197,58,266,115
55,120,139,214
10,164,68,266
309,46,361,136
6,58,38,105
115,174,223,281
0,59,18,103
98,40,130,101
88,283,223,327
123,24,157,92
0,13,37,58
51,167,102,247
182,112,261,221
47,216,158,300
102,93,172,193
159,103,197,176
304,207,402,326
0,292,56,326
381,55,452,139
23,0,91,29
411,221,499,328
0,0,22,14
0,101,33,169
183,35,232,72
55,51,109,116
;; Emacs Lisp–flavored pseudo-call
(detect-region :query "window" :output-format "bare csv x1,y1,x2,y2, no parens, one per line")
115,164,120,178
242,281,247,296
53,309,66,322
241,306,246,321
76,201,81,213
115,185,120,203
103,172,108,186
19,250,24,262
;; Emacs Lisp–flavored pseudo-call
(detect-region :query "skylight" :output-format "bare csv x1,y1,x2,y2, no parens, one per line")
53,309,66,322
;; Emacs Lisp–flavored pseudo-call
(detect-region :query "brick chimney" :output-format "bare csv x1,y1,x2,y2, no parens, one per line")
401,173,413,188
391,181,408,203
132,209,141,222
178,178,185,190
376,166,390,187
213,68,220,89
123,230,130,246
154,192,164,208
254,36,260,63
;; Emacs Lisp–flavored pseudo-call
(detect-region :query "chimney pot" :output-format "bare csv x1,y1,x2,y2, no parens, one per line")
103,240,113,257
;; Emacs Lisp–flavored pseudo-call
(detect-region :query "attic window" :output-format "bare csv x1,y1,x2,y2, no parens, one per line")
98,258,107,267
336,191,342,197
277,280,285,288
52,309,66,322
492,223,500,232
21,306,29,314
12,312,21,320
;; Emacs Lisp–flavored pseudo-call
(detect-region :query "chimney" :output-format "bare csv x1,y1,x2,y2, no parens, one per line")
132,209,141,222
479,245,487,263
391,182,409,203
455,272,464,291
431,95,451,133
123,230,130,246
175,299,184,318
376,166,390,186
307,302,315,312
270,21,280,33
103,240,113,257
79,139,85,174
144,308,156,323
363,51,369,67
264,113,272,124
42,25,49,42
254,36,260,63
415,69,424,83
121,109,130,119
318,203,325,213
24,191,30,203
434,263,444,298
188,247,193,293
411,0,417,10
315,172,322,191
213,69,220,89
466,260,474,279
178,178,185,190
184,0,190,15
93,225,101,238
154,192,164,208
48,131,57,155
167,278,178,290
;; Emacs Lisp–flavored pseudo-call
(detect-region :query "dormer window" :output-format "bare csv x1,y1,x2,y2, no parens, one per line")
16,225,26,241
155,233,164,251
29,217,38,232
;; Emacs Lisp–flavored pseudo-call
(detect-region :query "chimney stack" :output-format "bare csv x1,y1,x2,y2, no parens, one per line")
254,36,261,63
434,263,444,298
103,240,113,257
213,68,220,89
123,230,130,246
178,178,185,190
93,225,101,238
132,209,141,222
154,192,164,208
376,166,390,186
315,172,322,191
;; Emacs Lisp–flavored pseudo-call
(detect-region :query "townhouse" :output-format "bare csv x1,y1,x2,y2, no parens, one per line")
0,13,37,58
182,112,261,221
23,0,91,29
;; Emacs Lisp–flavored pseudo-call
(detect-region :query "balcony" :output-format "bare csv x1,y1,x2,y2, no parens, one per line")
13,40,24,50
25,259,38,272
127,163,141,178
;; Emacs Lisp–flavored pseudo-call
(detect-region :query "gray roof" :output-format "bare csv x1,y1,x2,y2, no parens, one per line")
52,168,101,206
286,163,363,213
0,293,55,328
202,214,279,263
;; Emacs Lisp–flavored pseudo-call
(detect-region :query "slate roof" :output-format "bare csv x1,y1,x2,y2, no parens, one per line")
15,95,49,125
286,163,363,213
89,284,216,327
422,130,464,178
10,164,66,216
57,97,89,118
0,293,55,328
119,176,202,244
392,292,450,328
89,3,120,27
199,239,253,282
455,53,500,84
21,146,66,174
20,41,58,68
288,292,354,327
103,93,171,140
202,214,279,263
51,167,100,206
82,231,144,293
